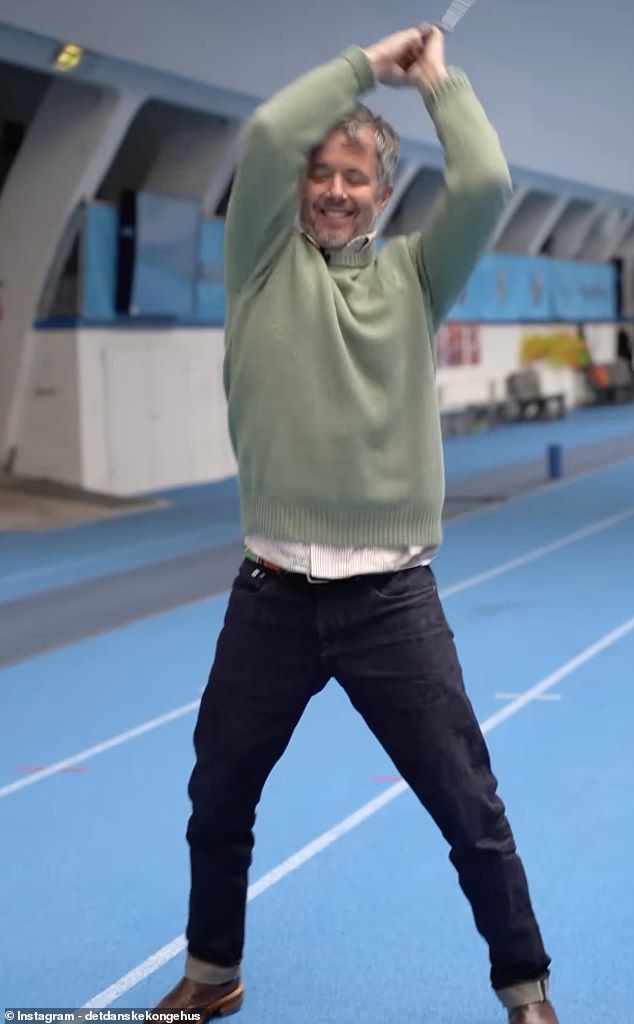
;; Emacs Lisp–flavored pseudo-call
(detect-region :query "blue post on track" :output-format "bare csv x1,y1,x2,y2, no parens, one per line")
547,443,563,479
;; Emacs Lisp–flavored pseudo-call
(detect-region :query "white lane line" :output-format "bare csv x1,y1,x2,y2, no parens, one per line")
496,692,562,702
477,615,634,732
3,449,633,593
0,702,200,800
2,503,633,802
446,449,634,526
81,612,634,1008
441,505,634,597
0,527,223,589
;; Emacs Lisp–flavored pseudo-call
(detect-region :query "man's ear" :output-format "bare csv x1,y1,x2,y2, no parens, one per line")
378,184,394,213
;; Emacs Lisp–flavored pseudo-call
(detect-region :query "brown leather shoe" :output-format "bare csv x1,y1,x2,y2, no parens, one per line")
508,1001,559,1023
152,976,244,1019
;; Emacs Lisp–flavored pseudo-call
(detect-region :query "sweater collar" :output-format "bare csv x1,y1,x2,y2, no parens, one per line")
301,228,376,268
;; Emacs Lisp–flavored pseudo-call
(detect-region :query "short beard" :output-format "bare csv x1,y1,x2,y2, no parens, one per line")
307,227,351,251
299,215,358,251
299,197,360,251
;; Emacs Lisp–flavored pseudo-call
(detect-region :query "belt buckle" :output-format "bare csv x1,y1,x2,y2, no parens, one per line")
306,570,331,584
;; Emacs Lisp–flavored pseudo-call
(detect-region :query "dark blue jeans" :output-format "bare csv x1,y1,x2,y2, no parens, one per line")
186,560,550,991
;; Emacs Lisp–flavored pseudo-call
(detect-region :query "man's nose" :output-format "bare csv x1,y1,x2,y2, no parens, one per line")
327,173,347,197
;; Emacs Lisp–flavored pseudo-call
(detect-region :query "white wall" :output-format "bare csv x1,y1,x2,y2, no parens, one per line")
13,330,83,484
15,328,236,494
13,322,618,497
0,0,633,197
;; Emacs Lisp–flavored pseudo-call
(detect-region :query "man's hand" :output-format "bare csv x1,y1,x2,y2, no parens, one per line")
405,25,449,92
363,28,426,87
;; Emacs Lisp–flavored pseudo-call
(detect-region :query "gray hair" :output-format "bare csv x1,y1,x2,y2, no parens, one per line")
333,104,400,194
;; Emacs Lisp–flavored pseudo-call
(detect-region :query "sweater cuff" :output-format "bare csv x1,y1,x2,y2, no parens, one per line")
342,46,377,94
422,68,471,112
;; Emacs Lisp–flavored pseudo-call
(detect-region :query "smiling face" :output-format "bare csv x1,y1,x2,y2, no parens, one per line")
299,126,392,250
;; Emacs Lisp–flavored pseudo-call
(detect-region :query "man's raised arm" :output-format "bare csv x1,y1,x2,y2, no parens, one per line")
224,29,427,293
405,27,512,330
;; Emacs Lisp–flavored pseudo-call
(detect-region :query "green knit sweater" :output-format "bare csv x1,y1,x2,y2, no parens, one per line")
223,46,511,548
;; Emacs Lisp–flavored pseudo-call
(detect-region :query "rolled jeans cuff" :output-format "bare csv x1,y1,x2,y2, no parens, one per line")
185,953,241,985
496,975,549,1008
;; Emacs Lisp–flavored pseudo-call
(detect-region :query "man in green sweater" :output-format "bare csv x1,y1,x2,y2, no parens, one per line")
155,25,558,1024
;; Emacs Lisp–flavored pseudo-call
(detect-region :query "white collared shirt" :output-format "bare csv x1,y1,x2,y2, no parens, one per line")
244,534,436,579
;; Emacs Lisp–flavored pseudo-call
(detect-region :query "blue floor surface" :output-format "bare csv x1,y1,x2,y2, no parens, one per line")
1,418,633,1020
441,403,633,479
1,405,632,603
